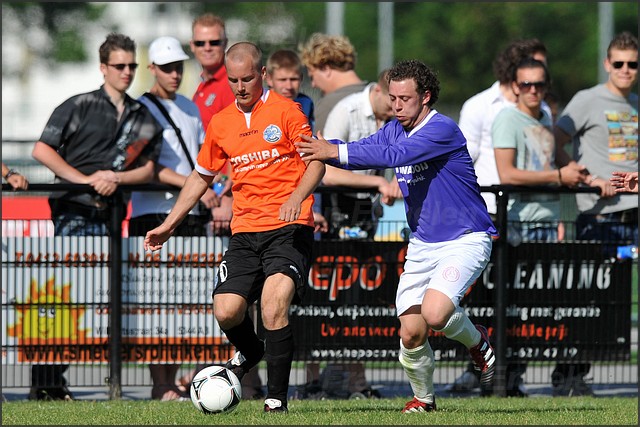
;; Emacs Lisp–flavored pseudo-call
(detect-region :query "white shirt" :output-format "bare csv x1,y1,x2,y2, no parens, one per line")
458,81,513,215
131,94,206,217
323,83,381,182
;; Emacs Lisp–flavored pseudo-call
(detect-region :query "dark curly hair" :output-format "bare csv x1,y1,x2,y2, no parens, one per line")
387,59,440,107
493,38,547,85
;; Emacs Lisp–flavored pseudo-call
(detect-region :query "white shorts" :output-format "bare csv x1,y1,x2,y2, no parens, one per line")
395,232,492,316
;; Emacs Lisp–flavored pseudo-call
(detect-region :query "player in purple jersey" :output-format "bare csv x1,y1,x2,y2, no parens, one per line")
297,59,498,413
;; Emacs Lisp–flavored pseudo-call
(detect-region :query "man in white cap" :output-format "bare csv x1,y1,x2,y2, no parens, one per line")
130,36,219,400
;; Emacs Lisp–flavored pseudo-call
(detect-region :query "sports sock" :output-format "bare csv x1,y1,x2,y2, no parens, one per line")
434,306,480,348
222,312,264,366
264,325,293,403
399,339,435,403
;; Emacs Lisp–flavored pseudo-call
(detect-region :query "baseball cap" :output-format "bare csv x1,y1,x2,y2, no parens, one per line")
149,36,189,65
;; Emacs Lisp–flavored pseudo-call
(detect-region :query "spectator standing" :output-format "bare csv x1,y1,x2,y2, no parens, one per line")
30,32,163,400
296,59,498,413
190,12,235,130
144,42,325,414
129,35,214,401
2,163,29,190
493,64,588,401
459,38,549,218
266,49,316,131
190,12,235,233
322,69,402,241
493,58,586,244
299,33,368,134
553,31,638,396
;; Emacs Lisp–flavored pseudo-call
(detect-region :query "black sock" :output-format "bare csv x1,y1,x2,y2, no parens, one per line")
264,325,293,403
222,312,264,366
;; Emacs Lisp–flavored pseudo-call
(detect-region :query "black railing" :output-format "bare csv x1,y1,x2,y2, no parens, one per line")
5,182,628,399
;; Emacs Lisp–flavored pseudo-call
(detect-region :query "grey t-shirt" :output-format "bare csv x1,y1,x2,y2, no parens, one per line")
555,84,638,214
315,82,368,133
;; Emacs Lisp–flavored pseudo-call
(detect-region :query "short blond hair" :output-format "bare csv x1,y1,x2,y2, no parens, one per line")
299,33,356,71
267,49,302,76
192,12,226,38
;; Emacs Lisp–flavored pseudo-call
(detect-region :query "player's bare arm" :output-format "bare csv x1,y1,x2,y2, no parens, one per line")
279,159,325,223
144,169,213,251
295,131,339,162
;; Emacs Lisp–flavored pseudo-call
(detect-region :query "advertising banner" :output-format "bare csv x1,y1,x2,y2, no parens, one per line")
290,241,631,362
2,236,232,364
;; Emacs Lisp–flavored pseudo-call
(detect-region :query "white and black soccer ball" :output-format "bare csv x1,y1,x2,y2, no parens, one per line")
190,365,242,414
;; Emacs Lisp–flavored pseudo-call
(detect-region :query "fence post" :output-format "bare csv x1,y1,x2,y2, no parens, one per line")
493,187,509,397
108,191,124,400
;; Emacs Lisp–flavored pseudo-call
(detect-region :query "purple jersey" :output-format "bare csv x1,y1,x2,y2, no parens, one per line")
331,111,497,243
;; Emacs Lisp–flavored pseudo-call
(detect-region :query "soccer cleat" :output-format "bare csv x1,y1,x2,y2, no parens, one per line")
224,351,248,381
224,342,265,382
469,325,496,389
264,398,288,413
402,396,436,413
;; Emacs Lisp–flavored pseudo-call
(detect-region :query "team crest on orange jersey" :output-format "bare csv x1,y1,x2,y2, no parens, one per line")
263,125,282,143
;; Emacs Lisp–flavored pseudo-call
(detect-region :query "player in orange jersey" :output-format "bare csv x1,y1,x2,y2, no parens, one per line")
144,42,324,414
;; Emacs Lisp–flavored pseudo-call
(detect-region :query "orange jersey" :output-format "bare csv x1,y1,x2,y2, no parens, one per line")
197,90,314,233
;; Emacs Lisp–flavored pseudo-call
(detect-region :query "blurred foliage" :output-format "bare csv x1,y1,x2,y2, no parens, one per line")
190,2,637,109
2,2,106,64
3,2,638,109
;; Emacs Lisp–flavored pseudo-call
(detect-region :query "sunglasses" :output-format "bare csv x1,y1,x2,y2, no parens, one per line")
107,63,139,71
156,62,184,74
611,61,638,70
517,81,547,92
193,39,224,48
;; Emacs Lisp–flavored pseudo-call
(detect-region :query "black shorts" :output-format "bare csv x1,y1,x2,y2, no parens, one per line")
213,224,314,305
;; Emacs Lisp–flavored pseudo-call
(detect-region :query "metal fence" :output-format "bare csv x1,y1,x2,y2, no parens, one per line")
2,183,637,400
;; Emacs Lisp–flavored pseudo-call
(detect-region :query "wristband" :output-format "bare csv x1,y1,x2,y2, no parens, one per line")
3,169,18,180
557,168,562,185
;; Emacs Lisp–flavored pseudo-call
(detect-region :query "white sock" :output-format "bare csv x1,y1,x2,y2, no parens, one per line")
434,306,480,348
399,339,435,404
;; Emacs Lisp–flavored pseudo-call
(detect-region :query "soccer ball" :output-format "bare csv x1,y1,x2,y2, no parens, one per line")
190,365,242,414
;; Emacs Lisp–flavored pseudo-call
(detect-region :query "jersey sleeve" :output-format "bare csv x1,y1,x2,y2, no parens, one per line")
491,109,517,149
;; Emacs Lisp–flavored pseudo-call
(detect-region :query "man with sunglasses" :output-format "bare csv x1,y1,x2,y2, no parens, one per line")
190,12,235,132
190,12,235,238
552,32,638,397
493,58,587,244
30,32,163,401
554,31,638,254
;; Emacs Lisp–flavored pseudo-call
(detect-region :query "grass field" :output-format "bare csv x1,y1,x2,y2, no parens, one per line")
2,396,638,425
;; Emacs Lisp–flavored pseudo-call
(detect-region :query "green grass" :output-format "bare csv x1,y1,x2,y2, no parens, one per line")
2,397,637,425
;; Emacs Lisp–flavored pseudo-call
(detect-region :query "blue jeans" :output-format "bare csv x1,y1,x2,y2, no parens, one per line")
523,224,558,242
508,222,558,246
576,209,638,257
53,214,109,236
